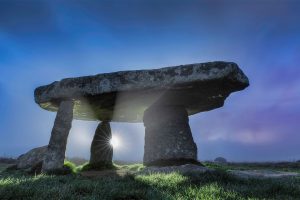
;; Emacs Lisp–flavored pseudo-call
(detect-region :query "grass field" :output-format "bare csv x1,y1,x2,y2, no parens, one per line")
0,164,16,173
204,161,300,173
0,162,299,200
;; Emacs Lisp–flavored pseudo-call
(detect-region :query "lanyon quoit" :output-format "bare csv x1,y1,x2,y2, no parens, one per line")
34,61,249,172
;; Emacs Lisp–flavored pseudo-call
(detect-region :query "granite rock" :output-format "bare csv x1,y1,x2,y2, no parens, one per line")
90,121,113,166
42,100,74,172
17,146,47,169
34,61,249,122
143,105,197,166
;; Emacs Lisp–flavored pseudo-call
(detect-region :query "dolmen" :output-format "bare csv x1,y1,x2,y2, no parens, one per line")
34,61,249,172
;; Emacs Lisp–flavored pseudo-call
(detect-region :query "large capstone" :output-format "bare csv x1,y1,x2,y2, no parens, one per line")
42,100,74,172
143,105,198,166
34,61,249,122
90,121,113,166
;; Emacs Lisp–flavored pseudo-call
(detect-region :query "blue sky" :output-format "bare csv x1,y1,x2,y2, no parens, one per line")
0,0,300,162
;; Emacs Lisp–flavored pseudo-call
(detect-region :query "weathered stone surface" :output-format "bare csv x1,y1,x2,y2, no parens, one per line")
137,164,213,175
143,105,198,166
17,146,47,169
90,121,113,166
34,61,249,122
228,170,299,179
42,100,74,172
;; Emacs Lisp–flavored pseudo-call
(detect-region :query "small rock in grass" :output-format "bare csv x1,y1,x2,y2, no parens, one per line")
214,157,227,163
16,145,47,171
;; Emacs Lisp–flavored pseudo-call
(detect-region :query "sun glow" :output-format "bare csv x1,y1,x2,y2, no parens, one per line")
110,135,120,148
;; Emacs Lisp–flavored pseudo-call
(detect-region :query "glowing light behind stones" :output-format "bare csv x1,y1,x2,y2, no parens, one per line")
66,120,96,159
110,135,120,149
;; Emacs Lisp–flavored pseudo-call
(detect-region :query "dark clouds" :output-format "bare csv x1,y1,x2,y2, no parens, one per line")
0,1,56,34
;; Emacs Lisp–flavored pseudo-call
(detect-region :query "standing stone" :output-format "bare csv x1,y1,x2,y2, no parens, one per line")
90,121,113,166
143,105,198,166
42,100,74,172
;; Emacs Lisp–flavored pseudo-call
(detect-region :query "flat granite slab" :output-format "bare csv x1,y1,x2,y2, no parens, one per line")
34,61,249,122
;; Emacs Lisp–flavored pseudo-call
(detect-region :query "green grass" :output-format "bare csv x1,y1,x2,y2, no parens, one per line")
77,162,145,172
0,164,17,173
0,162,299,200
116,163,145,172
204,161,300,173
63,160,78,173
0,164,11,173
78,162,116,172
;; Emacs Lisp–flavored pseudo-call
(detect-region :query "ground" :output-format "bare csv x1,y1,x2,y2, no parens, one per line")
0,162,299,200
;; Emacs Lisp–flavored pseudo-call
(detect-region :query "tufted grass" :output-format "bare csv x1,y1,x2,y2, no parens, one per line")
78,162,116,172
0,164,11,173
116,163,145,172
0,162,299,200
204,161,300,173
63,160,78,173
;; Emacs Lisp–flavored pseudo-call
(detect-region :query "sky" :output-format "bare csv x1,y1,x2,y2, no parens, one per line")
0,0,299,162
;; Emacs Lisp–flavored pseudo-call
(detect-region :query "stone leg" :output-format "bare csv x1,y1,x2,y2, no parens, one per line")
143,105,198,166
42,100,74,172
90,121,113,166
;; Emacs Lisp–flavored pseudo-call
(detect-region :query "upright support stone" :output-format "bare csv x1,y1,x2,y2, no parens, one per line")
143,105,198,166
42,100,74,172
90,121,113,166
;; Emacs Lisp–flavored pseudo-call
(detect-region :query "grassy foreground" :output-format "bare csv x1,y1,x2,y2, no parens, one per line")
0,162,300,200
